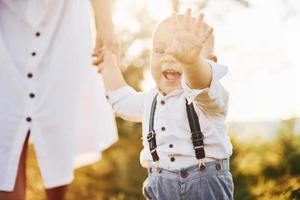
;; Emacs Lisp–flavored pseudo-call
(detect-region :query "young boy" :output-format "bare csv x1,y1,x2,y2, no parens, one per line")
96,8,233,200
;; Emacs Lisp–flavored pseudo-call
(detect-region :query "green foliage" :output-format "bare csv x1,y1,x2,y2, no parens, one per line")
231,118,300,200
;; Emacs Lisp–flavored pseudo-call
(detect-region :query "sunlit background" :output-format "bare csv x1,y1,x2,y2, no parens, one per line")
25,0,300,199
114,0,300,122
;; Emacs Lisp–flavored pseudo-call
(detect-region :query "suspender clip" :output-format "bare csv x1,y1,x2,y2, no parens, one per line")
198,159,206,171
153,161,162,173
147,131,155,141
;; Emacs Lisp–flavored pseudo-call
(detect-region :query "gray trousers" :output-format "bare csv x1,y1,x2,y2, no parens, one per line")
142,159,234,200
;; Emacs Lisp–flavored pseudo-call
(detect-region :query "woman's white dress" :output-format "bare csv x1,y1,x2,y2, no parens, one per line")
0,0,117,191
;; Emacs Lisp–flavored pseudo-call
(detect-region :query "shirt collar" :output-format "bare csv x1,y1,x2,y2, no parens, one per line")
155,87,183,100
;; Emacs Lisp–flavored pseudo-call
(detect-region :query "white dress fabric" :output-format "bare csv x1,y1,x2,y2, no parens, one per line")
0,0,118,191
106,61,232,170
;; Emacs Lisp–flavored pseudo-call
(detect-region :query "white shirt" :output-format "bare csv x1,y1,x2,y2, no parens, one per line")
106,61,232,170
0,0,117,191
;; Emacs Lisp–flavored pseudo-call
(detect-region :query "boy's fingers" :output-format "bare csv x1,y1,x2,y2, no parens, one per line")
92,52,104,65
92,58,103,66
92,50,104,59
175,14,183,29
92,52,101,57
92,47,105,57
199,27,213,45
195,13,204,29
92,50,100,57
207,54,217,62
183,8,192,30
191,20,200,35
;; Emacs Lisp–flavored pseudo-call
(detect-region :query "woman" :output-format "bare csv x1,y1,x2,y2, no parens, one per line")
0,0,117,199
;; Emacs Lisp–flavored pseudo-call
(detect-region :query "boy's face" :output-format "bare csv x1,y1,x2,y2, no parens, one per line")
150,17,214,95
151,20,183,95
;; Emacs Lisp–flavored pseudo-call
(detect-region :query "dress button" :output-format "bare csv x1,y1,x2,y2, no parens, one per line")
170,157,175,162
169,144,173,148
29,93,35,98
27,73,33,78
160,100,165,105
161,127,166,131
26,117,32,122
35,32,41,37
31,52,36,56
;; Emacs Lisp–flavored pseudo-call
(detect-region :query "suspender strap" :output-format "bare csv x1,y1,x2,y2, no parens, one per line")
147,94,159,161
186,100,205,159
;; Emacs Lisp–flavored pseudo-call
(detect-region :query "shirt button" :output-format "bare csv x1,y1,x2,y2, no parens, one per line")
160,100,165,105
31,52,36,56
26,117,32,122
169,144,173,148
29,93,35,98
170,157,175,162
161,127,166,131
35,32,41,37
27,73,33,78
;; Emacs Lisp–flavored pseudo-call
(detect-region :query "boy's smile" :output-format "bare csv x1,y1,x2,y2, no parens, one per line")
161,61,183,82
162,69,181,81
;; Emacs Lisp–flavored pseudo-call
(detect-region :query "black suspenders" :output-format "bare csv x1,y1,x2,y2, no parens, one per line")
147,94,206,169
185,99,205,160
147,94,159,162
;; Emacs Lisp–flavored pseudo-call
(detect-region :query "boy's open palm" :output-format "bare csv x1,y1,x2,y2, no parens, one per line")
166,9,213,65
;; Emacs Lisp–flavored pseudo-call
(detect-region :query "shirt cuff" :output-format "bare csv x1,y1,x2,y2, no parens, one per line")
181,60,228,104
105,86,136,105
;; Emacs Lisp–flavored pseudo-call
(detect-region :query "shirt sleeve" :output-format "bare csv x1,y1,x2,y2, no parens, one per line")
182,61,229,117
106,86,145,122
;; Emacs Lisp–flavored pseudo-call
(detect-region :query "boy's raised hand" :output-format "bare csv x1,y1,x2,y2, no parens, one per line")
166,8,213,65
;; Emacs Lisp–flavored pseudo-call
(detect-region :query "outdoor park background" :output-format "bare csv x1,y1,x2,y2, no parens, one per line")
26,0,300,199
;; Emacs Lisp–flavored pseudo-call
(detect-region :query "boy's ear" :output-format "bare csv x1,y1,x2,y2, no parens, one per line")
207,54,217,62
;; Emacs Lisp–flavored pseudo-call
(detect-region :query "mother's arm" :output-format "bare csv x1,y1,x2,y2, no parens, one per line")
90,0,116,60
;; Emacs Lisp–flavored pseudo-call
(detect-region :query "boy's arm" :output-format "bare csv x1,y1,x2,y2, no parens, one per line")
167,9,229,116
99,52,127,91
97,51,144,122
192,61,229,116
181,58,212,89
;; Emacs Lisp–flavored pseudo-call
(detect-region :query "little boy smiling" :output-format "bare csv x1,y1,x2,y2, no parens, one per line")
95,8,233,200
